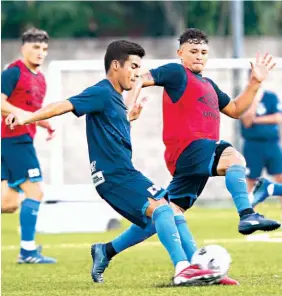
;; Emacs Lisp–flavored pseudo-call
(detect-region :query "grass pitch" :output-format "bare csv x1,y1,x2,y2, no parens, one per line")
2,203,282,296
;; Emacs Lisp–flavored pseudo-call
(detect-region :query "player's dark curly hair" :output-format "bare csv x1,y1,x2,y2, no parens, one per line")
179,28,208,45
104,40,145,73
22,27,49,44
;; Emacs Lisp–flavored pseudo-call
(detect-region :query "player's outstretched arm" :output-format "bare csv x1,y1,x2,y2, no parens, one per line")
221,52,276,119
6,100,74,128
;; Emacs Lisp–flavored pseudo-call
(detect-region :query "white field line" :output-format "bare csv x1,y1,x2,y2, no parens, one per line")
2,231,282,251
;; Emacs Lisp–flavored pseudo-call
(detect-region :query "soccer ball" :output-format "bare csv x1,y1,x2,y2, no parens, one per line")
191,245,232,275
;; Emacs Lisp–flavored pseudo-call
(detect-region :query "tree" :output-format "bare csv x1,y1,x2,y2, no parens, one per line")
1,1,281,39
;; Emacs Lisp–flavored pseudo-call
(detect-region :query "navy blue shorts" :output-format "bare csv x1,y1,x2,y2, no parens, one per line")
96,170,168,228
1,134,42,191
167,139,232,210
243,140,282,179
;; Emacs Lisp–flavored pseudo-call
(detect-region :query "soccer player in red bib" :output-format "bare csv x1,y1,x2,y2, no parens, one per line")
87,29,280,285
6,40,225,286
1,28,56,263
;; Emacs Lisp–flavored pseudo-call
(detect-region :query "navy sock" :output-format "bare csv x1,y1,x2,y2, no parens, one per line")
20,198,40,242
105,242,117,259
174,215,197,262
152,205,187,266
225,165,254,215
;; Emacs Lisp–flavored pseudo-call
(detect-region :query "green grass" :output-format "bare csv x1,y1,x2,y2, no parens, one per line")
2,203,282,296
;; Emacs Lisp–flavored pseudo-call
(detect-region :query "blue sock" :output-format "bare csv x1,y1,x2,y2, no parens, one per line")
273,183,282,196
112,221,156,253
152,205,187,266
110,213,197,262
111,214,198,262
225,165,252,214
20,198,40,243
174,215,197,262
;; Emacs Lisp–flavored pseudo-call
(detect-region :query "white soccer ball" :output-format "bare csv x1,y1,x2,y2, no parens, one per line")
191,245,232,275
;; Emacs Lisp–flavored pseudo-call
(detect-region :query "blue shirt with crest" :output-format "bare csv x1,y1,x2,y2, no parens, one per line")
241,91,281,141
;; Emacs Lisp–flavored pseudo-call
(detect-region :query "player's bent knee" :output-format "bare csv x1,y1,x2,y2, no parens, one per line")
273,174,282,184
145,197,168,217
1,187,20,213
1,205,18,213
170,202,185,215
19,180,44,201
217,147,246,175
1,196,19,213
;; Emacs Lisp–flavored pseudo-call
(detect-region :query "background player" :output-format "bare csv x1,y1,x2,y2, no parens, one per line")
87,28,281,283
251,178,282,210
1,27,56,263
6,40,222,286
240,87,282,208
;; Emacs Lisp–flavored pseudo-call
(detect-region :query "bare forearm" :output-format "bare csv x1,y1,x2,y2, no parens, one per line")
125,79,143,109
125,71,155,109
25,101,72,124
234,81,261,117
253,113,282,125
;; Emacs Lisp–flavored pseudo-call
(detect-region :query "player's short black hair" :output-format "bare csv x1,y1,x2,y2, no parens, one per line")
104,40,145,73
179,28,208,46
22,27,49,44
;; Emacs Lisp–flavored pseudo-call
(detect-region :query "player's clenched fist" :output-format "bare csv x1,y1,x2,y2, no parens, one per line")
5,110,32,129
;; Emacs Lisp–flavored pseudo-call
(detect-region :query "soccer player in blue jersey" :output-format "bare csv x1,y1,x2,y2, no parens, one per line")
6,40,222,286
1,28,56,264
241,88,282,208
79,28,280,285
251,178,282,209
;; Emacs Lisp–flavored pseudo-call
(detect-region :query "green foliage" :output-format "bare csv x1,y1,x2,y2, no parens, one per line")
1,1,281,39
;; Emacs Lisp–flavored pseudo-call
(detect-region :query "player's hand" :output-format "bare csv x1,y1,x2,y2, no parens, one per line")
128,97,148,122
46,128,55,141
250,52,276,83
5,110,32,129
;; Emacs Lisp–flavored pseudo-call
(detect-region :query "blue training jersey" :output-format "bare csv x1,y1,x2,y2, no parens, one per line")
1,66,21,96
241,91,282,141
150,63,231,109
2,67,24,143
68,79,135,190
